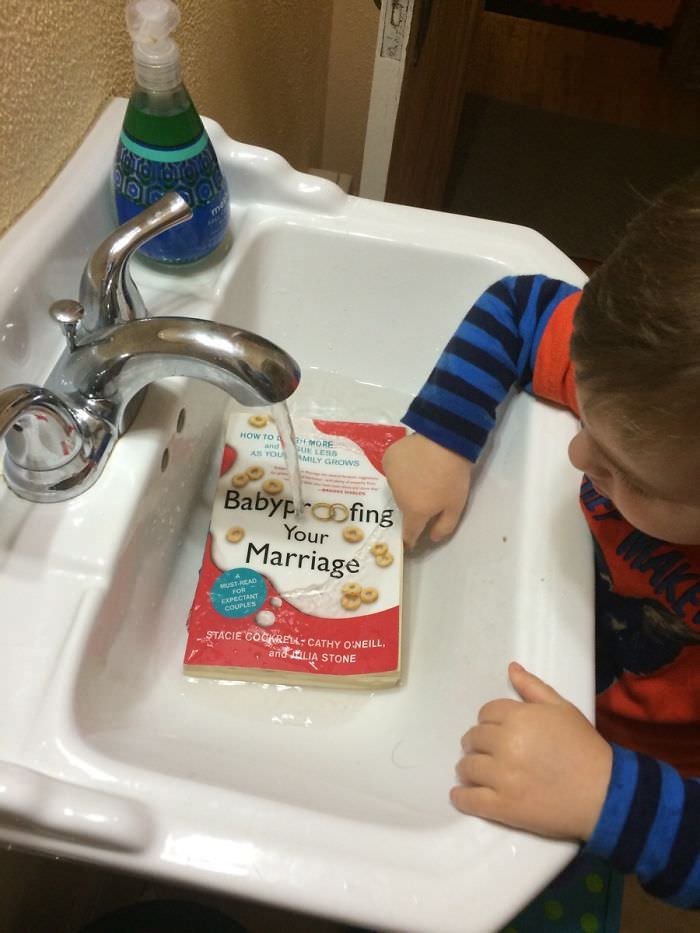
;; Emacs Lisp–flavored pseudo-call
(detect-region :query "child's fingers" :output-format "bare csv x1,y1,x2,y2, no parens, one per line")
477,698,520,724
401,512,428,548
461,723,500,754
429,506,461,542
454,751,496,788
449,783,501,820
508,661,565,706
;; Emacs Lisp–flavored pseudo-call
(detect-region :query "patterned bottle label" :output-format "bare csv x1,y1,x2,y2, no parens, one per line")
113,130,230,264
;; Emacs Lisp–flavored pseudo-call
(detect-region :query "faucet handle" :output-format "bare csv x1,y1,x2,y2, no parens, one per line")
50,299,85,351
78,192,193,339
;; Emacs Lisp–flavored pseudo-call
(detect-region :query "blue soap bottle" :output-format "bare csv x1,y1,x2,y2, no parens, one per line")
113,0,230,264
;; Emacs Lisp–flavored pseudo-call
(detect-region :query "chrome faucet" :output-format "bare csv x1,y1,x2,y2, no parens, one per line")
0,192,300,503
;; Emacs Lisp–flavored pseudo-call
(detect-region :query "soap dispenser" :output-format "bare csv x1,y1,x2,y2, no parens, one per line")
113,0,230,264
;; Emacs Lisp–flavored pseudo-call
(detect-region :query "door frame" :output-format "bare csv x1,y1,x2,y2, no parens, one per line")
359,0,416,200
360,0,482,207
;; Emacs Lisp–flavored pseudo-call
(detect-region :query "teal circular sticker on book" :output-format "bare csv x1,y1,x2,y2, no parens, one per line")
210,568,267,618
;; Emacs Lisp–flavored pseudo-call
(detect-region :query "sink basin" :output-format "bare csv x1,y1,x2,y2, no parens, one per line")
0,99,592,933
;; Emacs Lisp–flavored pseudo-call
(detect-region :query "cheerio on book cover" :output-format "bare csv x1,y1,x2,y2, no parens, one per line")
183,410,407,688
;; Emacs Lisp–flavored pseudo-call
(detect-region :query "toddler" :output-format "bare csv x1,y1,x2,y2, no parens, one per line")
383,174,700,908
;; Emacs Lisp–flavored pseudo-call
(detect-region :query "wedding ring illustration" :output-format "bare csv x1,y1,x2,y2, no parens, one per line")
310,502,350,522
311,502,333,521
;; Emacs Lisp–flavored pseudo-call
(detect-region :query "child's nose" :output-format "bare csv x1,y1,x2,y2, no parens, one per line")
568,428,609,480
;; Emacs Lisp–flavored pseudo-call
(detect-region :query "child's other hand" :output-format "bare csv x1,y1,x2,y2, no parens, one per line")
382,433,472,548
450,662,612,841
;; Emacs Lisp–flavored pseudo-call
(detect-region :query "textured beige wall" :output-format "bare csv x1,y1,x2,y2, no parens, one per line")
0,0,132,232
0,0,364,235
179,0,333,169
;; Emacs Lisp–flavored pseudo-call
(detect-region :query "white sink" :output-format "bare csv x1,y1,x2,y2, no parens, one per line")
0,99,592,933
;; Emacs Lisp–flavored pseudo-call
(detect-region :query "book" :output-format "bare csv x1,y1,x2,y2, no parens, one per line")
183,410,406,688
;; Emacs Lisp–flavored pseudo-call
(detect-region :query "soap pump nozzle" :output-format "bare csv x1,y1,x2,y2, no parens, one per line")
126,0,182,91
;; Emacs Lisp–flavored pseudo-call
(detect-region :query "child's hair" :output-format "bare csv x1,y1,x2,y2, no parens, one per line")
570,171,700,447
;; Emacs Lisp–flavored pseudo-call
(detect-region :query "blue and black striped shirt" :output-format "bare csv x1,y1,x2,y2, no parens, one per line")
404,275,699,908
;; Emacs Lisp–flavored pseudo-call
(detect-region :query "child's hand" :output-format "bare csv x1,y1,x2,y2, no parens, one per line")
450,662,612,841
382,433,472,547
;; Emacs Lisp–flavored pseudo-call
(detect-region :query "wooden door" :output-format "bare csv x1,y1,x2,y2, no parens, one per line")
383,1,700,211
384,0,482,209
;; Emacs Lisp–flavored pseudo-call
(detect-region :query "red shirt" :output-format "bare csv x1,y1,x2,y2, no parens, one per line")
534,292,700,777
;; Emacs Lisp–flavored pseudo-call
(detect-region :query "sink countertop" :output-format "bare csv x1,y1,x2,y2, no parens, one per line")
0,98,592,933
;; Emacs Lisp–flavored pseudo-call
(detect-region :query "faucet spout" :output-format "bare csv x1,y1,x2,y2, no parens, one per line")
1,194,300,503
54,317,300,433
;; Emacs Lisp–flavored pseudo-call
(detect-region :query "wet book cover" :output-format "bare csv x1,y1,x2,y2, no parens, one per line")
183,411,406,688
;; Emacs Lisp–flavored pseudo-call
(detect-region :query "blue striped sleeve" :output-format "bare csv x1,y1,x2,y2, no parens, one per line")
402,275,579,461
585,745,700,908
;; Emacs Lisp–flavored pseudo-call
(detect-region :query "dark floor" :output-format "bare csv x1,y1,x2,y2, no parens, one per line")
445,94,700,262
2,845,699,933
0,847,351,933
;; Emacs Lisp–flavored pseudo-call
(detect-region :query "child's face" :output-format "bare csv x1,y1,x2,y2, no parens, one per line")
568,392,700,545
